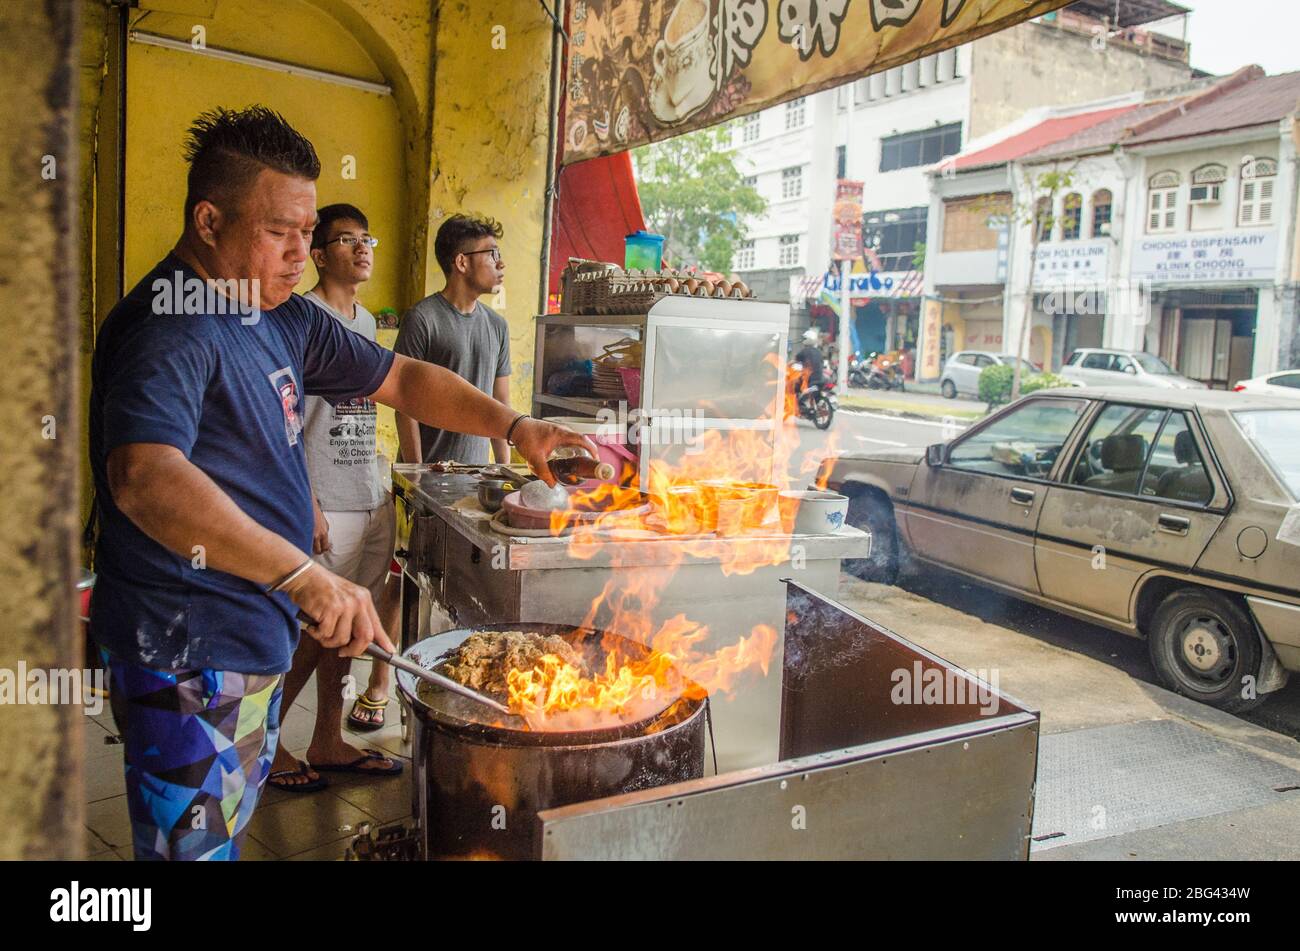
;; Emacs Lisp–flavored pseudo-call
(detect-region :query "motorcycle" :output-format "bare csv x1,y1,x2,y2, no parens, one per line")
848,352,872,389
787,362,837,430
861,351,906,391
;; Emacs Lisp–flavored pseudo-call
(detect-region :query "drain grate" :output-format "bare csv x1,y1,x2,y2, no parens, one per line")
1031,718,1300,851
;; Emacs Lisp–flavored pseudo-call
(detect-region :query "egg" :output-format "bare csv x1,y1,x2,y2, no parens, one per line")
520,479,570,511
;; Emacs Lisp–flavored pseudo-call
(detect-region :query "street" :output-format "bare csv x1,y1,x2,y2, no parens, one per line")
788,402,1300,859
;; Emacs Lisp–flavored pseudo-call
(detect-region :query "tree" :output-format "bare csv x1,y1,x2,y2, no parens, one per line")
1009,162,1078,401
632,126,766,272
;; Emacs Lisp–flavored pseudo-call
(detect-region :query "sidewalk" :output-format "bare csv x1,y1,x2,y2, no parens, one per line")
839,383,988,422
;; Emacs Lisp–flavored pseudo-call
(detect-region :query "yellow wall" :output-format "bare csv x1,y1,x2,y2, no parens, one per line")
424,1,555,409
123,0,407,313
77,0,559,501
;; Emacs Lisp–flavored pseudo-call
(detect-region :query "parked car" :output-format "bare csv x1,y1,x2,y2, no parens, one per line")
1061,348,1206,390
819,387,1300,712
940,351,1037,399
1233,370,1300,399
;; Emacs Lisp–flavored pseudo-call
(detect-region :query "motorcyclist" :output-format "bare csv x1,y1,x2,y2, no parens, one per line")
793,328,827,401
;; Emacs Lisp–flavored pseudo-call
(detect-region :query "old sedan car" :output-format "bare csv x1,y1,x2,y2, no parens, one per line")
819,387,1300,712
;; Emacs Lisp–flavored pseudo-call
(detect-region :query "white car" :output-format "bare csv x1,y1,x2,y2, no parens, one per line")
940,351,1037,399
1061,348,1207,390
1233,370,1300,399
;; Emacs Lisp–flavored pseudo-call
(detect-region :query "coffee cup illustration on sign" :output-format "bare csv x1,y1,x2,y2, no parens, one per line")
650,0,719,123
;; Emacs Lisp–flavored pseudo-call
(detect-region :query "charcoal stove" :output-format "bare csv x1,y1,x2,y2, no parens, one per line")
397,622,709,860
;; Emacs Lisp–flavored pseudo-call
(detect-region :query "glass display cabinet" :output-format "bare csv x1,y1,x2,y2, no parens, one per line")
532,296,790,487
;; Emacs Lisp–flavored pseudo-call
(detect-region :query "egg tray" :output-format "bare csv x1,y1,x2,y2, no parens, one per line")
560,267,756,316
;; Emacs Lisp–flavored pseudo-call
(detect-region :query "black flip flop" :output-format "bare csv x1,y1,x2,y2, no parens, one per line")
267,760,329,793
310,749,404,776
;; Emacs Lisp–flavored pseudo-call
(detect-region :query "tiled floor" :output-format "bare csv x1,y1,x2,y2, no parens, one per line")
84,659,414,861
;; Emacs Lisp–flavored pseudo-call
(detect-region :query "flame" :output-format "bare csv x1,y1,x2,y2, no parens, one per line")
507,346,850,728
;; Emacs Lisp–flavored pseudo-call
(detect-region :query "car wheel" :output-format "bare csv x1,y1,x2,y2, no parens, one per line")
941,380,957,399
843,490,899,584
1148,588,1265,712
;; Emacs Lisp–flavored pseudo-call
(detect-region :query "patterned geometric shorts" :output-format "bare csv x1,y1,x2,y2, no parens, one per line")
103,651,284,861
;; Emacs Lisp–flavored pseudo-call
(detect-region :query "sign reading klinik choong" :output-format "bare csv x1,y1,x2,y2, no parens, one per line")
1129,229,1278,285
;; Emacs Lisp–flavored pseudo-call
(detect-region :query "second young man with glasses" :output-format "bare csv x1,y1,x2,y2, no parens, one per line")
394,214,512,465
267,203,402,790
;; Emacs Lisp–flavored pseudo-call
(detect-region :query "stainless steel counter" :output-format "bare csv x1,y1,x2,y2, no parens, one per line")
391,464,872,570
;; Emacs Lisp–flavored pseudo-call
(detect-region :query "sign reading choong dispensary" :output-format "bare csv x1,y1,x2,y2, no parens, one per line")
561,0,1073,164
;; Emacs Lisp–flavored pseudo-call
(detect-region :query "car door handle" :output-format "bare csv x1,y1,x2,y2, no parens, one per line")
1158,513,1191,535
1010,487,1035,505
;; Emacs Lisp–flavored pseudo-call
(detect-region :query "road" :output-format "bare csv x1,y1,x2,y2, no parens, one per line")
786,406,961,489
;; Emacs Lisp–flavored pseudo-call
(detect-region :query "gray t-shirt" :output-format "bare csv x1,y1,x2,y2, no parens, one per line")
393,292,511,465
301,291,387,511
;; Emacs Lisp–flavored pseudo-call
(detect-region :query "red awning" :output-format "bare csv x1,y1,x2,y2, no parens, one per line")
547,151,645,302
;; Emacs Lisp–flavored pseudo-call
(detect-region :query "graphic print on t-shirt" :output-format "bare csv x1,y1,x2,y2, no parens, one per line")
325,396,377,468
268,367,303,446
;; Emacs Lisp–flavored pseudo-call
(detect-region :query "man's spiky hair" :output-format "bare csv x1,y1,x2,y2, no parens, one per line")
182,106,321,223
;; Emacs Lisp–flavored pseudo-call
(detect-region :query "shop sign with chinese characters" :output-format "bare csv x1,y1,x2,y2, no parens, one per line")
1129,229,1278,284
1033,238,1108,286
562,0,1073,163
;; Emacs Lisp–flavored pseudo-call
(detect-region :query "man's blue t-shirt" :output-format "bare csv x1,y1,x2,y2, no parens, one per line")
89,254,395,674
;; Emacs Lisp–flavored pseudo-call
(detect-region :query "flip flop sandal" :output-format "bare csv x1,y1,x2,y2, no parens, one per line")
311,749,404,776
267,760,329,793
347,693,388,733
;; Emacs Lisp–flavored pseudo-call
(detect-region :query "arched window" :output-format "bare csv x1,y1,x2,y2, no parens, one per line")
1035,197,1053,242
1147,170,1180,233
1239,157,1277,227
1061,193,1083,240
1091,189,1113,237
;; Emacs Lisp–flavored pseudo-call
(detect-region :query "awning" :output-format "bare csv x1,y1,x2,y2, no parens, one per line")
547,150,646,303
562,0,1073,165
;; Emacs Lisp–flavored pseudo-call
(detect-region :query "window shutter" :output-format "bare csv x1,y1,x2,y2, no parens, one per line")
1259,179,1274,222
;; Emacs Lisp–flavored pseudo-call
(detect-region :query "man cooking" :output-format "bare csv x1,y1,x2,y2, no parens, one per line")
88,105,594,860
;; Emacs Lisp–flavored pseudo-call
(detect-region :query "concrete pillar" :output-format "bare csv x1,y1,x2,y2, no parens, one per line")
426,0,559,410
868,72,886,100
1253,289,1279,377
0,2,85,859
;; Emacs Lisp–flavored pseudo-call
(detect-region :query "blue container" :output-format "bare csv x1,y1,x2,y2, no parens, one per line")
624,230,665,272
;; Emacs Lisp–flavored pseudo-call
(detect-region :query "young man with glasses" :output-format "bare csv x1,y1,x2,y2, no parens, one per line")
265,203,402,791
394,214,513,465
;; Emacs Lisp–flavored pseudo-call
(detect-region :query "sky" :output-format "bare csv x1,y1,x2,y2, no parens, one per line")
1151,0,1298,76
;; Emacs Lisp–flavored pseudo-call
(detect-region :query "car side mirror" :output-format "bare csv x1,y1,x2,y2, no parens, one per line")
1123,364,1137,374
926,443,946,467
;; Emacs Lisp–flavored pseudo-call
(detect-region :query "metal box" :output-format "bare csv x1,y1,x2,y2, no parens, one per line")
533,581,1040,860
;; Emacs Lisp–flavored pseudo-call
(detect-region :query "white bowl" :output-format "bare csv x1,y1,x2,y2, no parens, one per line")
779,490,849,535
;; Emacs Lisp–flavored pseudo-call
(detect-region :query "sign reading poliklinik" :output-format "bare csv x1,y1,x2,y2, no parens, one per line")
562,0,1073,164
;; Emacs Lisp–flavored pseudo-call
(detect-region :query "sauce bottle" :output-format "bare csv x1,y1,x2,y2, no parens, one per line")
547,447,616,485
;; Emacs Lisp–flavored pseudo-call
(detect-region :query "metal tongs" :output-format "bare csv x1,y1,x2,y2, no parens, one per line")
294,609,509,715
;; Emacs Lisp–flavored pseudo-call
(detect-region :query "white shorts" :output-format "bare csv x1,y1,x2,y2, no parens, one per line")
314,497,395,603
